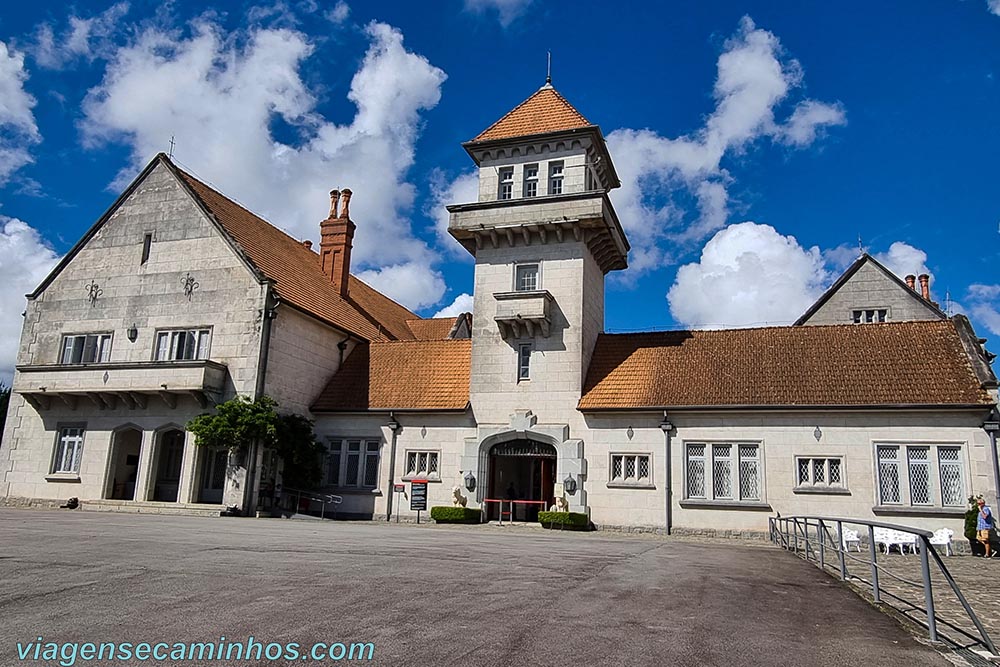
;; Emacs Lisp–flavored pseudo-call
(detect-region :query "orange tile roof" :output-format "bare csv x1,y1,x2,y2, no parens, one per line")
406,317,460,340
312,340,472,411
472,86,593,142
579,320,993,410
169,159,417,342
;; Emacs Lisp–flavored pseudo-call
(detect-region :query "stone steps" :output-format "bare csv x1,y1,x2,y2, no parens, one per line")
82,499,225,517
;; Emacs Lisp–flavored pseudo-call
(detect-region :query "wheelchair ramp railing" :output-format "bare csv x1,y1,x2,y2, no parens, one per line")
770,515,996,656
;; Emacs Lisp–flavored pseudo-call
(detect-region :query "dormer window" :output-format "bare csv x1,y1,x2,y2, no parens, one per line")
852,309,888,324
548,162,564,195
523,164,539,198
498,167,514,200
515,263,539,291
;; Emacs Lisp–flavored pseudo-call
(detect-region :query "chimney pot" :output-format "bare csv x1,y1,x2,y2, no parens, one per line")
328,190,340,219
905,274,916,290
319,188,356,299
302,240,312,250
918,273,930,301
340,188,353,220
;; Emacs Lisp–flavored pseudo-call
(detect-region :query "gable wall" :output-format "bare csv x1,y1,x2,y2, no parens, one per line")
803,262,942,325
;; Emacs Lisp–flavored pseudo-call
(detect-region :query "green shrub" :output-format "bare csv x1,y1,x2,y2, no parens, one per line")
430,506,481,523
538,511,590,529
965,495,981,542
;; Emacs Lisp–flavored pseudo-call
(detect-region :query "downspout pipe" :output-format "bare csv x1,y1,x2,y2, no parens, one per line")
386,412,401,521
244,284,278,516
660,412,674,536
985,408,1000,513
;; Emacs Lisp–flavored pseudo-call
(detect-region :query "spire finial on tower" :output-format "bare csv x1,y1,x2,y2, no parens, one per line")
545,51,552,86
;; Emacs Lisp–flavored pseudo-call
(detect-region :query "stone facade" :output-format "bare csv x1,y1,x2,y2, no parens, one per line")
0,160,361,512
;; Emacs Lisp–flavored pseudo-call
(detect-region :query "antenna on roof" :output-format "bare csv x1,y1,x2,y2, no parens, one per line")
168,135,176,159
545,51,552,86
945,289,953,316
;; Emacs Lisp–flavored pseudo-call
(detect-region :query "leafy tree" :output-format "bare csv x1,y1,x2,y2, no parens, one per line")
0,381,10,442
187,395,325,489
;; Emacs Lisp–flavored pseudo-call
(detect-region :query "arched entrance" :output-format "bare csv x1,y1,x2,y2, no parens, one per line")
105,427,142,500
487,439,556,521
151,429,185,502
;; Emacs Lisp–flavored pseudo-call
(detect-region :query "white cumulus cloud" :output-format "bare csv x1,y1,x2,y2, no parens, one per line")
326,1,351,24
989,0,1000,17
426,169,478,257
667,222,831,328
874,241,931,280
464,0,533,26
31,3,130,69
0,218,61,383
0,42,40,186
607,16,846,276
433,292,474,318
81,18,449,310
968,284,1000,336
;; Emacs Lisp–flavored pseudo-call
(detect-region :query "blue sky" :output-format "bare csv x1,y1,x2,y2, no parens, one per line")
1,0,999,379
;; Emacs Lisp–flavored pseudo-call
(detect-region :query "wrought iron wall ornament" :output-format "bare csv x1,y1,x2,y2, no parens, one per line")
181,273,200,300
84,280,103,307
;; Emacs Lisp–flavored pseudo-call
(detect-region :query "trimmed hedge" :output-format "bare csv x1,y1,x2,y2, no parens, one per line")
538,511,591,530
430,506,482,523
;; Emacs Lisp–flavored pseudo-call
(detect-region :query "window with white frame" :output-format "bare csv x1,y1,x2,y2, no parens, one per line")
685,442,762,502
610,453,652,486
60,333,112,364
52,426,85,474
498,167,514,200
517,343,532,381
523,164,539,198
155,329,211,361
325,438,381,489
404,450,440,480
548,161,564,195
852,308,888,324
796,457,844,489
876,443,965,507
515,263,539,291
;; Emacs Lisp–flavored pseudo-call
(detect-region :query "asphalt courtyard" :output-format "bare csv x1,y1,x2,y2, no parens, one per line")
1,510,953,667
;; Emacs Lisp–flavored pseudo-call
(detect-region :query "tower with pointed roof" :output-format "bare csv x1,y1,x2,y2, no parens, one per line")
447,81,630,514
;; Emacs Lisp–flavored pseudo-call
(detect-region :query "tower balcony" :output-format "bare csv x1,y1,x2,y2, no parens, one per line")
13,360,228,411
447,191,630,274
493,290,554,338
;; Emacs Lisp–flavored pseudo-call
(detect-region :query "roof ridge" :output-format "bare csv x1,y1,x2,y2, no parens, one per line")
599,319,952,338
169,158,308,250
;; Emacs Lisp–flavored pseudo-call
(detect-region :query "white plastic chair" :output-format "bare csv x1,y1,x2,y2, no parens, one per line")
842,528,862,552
928,528,954,557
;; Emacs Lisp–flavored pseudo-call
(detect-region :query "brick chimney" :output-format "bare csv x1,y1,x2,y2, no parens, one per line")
918,273,930,301
905,274,916,291
320,188,356,298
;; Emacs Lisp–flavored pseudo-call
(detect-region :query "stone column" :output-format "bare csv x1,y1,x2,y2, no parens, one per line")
176,431,198,504
134,430,155,501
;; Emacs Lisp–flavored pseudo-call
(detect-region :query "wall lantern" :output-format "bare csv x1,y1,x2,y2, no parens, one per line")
127,324,138,343
985,409,1000,433
659,413,673,433
813,426,823,442
563,474,577,495
464,471,476,492
387,416,401,434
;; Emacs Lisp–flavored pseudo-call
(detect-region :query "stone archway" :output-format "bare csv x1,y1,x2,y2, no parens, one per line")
105,426,142,500
486,439,557,521
150,428,185,502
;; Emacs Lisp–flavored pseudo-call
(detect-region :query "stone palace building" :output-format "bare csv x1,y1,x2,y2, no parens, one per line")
2,81,997,536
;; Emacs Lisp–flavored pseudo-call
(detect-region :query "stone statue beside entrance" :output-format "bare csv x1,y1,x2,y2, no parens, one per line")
452,486,468,507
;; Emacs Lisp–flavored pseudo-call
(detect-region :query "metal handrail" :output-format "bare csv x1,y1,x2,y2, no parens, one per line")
281,487,343,520
770,515,997,655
